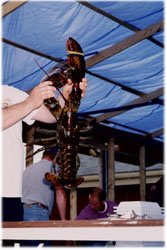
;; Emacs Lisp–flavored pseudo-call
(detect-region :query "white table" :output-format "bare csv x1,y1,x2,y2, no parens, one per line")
2,219,164,242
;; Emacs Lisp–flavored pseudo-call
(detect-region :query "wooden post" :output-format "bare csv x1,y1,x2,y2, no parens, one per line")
139,145,146,201
101,148,108,195
108,138,115,201
70,188,77,220
99,148,103,189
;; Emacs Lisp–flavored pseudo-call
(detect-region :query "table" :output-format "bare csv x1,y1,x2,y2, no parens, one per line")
2,219,164,242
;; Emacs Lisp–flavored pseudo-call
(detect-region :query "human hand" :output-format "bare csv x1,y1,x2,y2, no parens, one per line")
27,81,56,109
62,77,88,100
79,77,88,98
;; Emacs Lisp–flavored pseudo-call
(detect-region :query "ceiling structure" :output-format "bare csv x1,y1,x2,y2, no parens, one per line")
2,0,164,167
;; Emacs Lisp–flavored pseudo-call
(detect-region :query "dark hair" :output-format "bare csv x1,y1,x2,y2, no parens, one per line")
42,147,58,160
89,187,106,202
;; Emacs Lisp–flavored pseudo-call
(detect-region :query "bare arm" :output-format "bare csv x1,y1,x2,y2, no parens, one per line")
2,81,56,130
55,186,67,220
2,99,40,130
2,78,88,130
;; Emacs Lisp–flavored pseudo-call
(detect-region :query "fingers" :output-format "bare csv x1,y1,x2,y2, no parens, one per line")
28,81,57,109
39,78,88,104
65,77,88,98
67,79,73,85
37,81,56,99
39,81,54,86
79,78,88,97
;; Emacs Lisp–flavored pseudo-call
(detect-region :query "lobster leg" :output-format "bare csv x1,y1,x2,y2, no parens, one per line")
45,172,61,187
45,172,84,188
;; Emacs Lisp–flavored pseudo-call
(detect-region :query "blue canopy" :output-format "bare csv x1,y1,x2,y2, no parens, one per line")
2,1,164,157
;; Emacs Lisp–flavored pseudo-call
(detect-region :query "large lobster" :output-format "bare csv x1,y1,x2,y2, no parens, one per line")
42,37,85,188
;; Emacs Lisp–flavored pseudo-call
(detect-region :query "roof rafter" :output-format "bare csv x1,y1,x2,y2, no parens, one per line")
2,38,62,63
79,98,163,116
2,5,163,100
95,87,164,123
86,69,145,97
2,38,146,98
102,120,150,136
86,20,163,68
2,0,28,17
147,128,164,138
88,116,163,139
79,1,163,48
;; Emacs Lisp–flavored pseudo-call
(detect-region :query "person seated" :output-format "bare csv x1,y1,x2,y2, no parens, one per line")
76,187,117,247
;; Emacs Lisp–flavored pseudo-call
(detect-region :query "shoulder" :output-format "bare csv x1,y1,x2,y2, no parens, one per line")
105,201,117,214
107,200,118,207
2,85,28,106
76,204,92,219
2,85,26,95
79,204,90,213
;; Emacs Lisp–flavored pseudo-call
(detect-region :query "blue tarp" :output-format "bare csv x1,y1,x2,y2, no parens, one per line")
2,0,164,141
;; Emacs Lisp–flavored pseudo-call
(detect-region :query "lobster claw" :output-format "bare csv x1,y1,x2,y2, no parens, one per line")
45,172,84,188
66,37,85,83
45,172,61,187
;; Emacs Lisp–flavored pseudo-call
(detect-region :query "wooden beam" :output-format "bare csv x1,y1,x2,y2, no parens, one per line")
2,38,62,63
139,145,146,201
86,69,145,97
147,128,163,139
81,98,163,116
2,0,28,17
96,87,164,123
79,1,163,48
86,21,163,68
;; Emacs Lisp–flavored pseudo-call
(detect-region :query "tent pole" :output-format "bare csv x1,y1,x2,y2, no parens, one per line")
108,138,115,201
139,145,146,201
70,188,77,220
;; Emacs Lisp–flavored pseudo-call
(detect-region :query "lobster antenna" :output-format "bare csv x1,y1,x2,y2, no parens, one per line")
34,58,67,103
34,58,50,78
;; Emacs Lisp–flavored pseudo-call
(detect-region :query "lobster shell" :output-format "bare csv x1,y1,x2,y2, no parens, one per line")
44,37,86,188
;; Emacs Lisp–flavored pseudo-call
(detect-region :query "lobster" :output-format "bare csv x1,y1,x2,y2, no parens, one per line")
42,37,85,188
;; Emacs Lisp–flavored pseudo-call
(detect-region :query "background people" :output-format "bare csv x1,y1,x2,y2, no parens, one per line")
21,147,66,246
76,187,117,247
22,147,66,221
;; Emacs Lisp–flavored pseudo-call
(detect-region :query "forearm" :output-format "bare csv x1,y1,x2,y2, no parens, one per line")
2,99,34,130
55,187,67,220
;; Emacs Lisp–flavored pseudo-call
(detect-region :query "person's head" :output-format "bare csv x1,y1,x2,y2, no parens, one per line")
42,146,58,161
88,187,106,211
